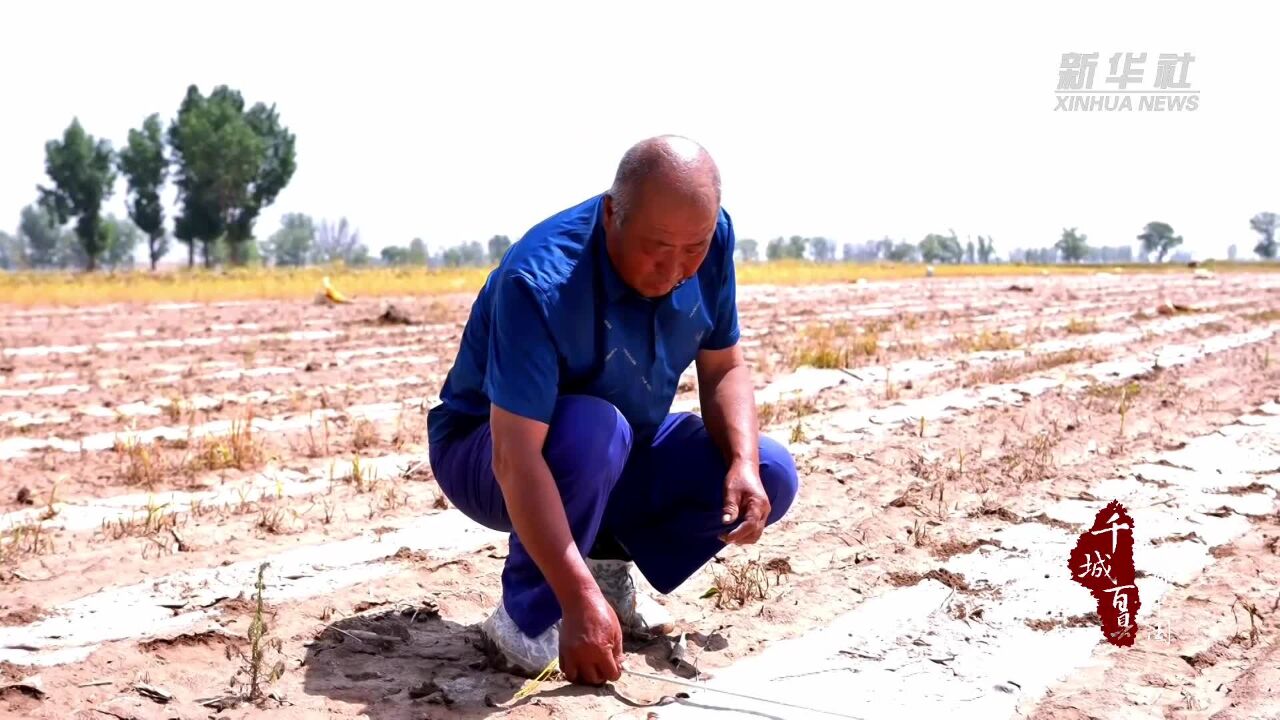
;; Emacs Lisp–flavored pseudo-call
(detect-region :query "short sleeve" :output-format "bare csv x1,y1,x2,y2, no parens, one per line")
701,215,741,351
483,272,560,423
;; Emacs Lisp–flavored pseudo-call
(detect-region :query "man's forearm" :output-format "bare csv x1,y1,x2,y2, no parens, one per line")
492,451,597,611
699,360,759,467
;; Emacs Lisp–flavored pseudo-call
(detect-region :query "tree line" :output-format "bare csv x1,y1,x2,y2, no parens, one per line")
259,216,515,269
0,84,296,272
0,204,142,271
734,214,1279,265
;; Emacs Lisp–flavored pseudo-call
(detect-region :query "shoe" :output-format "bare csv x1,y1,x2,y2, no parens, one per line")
481,602,560,678
586,558,676,637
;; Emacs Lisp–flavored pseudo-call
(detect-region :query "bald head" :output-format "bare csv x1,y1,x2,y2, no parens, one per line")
607,135,721,226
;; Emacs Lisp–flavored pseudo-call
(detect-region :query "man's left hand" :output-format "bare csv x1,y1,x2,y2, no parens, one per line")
719,461,770,545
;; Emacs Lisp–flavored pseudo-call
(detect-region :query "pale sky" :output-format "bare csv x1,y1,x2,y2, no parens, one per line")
2,0,1277,260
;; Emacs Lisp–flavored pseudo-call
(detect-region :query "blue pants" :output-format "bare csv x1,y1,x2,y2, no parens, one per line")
427,395,800,637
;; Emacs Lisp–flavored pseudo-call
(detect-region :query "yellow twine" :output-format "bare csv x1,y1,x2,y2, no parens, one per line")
511,657,561,701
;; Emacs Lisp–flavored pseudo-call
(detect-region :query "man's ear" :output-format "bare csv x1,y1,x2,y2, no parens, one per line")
603,193,616,226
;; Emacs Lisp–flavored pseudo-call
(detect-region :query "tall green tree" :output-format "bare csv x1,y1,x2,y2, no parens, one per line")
919,231,963,264
224,101,297,264
1250,212,1278,259
885,239,918,262
487,234,512,263
460,240,486,265
169,87,236,267
737,237,758,262
1028,247,1058,264
168,85,296,267
1137,221,1183,263
262,213,315,267
919,235,946,263
786,235,808,259
37,118,117,271
117,113,169,270
381,246,410,265
18,204,64,268
407,237,428,265
436,240,487,267
976,235,996,263
810,237,835,262
1055,227,1089,263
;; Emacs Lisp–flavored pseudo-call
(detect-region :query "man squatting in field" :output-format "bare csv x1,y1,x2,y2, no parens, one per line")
426,135,800,685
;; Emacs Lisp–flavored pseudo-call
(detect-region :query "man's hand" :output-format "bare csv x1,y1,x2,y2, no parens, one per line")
559,588,623,685
696,344,769,546
719,460,770,545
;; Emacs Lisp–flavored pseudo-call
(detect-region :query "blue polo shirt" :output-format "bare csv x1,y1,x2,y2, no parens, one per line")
426,192,740,448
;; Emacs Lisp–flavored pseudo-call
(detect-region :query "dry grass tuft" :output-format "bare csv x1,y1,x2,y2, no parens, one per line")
348,455,378,493
257,507,289,535
188,413,264,472
789,324,879,369
0,520,53,565
709,558,772,608
1085,381,1143,418
115,434,168,486
789,415,806,444
304,413,332,458
757,395,817,428
164,395,188,424
100,497,180,540
1065,317,1098,334
352,419,379,450
956,329,1022,352
999,430,1060,485
964,348,1097,386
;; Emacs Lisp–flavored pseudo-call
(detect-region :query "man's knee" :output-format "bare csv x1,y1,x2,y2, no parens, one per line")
544,395,634,497
759,437,799,524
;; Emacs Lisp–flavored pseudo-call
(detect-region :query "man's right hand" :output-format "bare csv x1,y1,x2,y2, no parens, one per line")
559,587,623,685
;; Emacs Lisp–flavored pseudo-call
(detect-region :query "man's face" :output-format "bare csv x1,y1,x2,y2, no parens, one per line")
604,184,719,299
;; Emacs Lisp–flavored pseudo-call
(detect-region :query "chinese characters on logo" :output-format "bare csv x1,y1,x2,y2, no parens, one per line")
1069,500,1141,646
1055,52,1198,112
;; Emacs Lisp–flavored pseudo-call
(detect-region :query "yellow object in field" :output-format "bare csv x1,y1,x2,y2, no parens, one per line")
321,276,351,304
512,658,560,701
